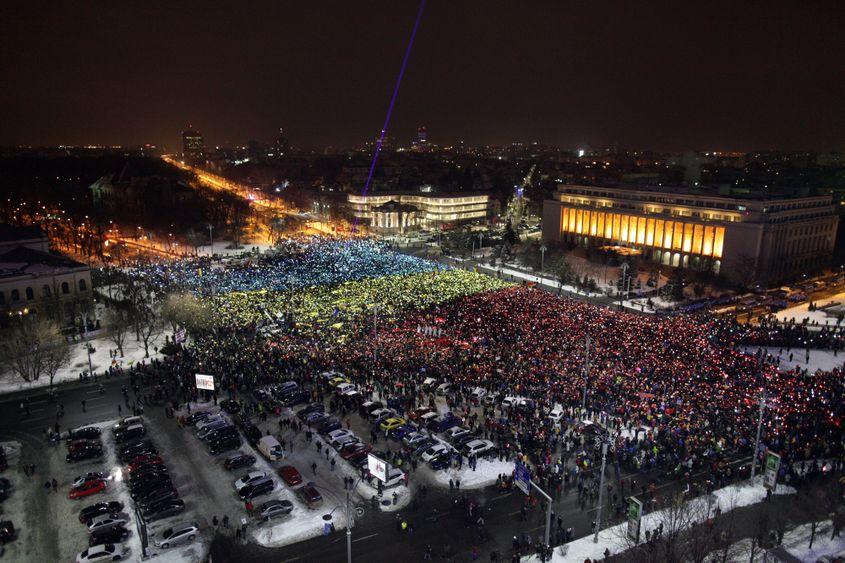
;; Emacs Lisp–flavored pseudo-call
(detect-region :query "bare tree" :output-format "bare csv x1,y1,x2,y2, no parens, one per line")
106,307,131,357
0,316,70,385
135,303,163,358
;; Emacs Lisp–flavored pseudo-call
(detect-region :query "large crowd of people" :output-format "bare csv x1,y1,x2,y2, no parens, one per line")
113,238,843,500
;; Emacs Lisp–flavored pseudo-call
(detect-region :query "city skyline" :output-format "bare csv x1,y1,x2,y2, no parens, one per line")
1,1,843,152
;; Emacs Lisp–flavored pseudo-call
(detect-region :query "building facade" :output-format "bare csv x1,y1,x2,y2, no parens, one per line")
182,127,205,164
0,225,92,320
542,184,838,283
347,192,494,233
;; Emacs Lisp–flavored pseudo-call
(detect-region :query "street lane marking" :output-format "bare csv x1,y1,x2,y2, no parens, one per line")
352,533,378,543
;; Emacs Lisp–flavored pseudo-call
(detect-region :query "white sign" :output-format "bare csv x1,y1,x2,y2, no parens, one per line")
174,328,186,344
195,373,215,391
367,453,387,482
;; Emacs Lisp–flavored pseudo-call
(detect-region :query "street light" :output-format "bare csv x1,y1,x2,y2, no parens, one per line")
750,390,769,481
593,429,611,543
539,244,547,282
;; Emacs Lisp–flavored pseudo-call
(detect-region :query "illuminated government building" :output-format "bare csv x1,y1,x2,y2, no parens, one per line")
542,184,838,282
347,192,495,233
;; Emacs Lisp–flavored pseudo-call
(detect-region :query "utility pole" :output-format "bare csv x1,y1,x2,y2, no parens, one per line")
750,391,768,481
581,335,591,414
540,245,547,283
593,438,609,543
619,262,629,309
207,224,214,257
86,342,94,377
478,233,484,260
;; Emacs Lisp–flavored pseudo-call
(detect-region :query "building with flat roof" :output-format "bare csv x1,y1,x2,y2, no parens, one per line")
347,192,495,234
542,184,838,283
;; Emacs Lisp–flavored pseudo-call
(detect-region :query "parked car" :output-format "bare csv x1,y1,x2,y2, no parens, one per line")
462,439,495,457
68,439,100,453
136,488,179,510
0,520,14,544
67,427,102,441
296,484,323,508
196,420,228,440
118,441,156,461
112,416,142,432
219,400,241,414
339,442,371,460
209,435,241,456
185,411,213,425
315,418,342,435
87,514,128,533
126,455,164,472
428,453,452,471
379,417,406,433
72,472,107,488
259,499,294,521
257,436,284,461
407,407,434,422
420,444,449,463
223,453,256,471
130,478,174,500
234,471,267,492
370,467,405,489
67,445,104,464
238,477,274,501
76,542,130,562
204,425,238,442
388,424,417,440
240,423,262,446
359,400,384,417
153,522,199,549
403,433,428,449
88,525,130,547
114,424,146,444
278,465,303,486
327,429,354,443
79,501,124,524
142,499,186,522
282,391,310,407
445,426,470,442
69,479,107,499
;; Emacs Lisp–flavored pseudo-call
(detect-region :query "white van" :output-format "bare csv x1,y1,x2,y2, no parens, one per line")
258,436,284,461
435,383,453,396
470,387,487,403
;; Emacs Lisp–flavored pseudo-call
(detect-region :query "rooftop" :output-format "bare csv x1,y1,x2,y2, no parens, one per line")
0,246,87,279
559,183,824,202
0,224,45,243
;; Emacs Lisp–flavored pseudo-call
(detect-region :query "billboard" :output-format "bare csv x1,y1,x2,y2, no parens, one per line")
514,460,531,495
195,373,215,391
763,451,781,490
367,453,387,482
626,496,643,543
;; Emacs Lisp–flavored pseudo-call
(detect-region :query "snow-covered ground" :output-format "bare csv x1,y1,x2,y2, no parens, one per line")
0,332,167,395
775,290,845,327
703,518,845,562
522,478,796,562
451,258,603,298
741,345,845,373
417,457,514,490
195,240,273,258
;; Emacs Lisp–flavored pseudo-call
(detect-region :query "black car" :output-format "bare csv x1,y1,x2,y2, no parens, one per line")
220,400,241,414
129,471,170,487
315,418,342,435
0,478,11,501
137,487,179,510
114,425,146,443
223,453,256,471
133,482,177,503
79,501,124,523
185,411,213,425
453,434,477,449
209,436,241,456
204,425,238,443
281,391,310,407
130,464,169,479
0,521,14,544
142,499,185,522
119,440,156,460
66,445,103,463
297,403,325,420
67,427,102,441
241,424,262,446
130,477,173,497
428,453,451,471
88,524,130,547
238,478,274,501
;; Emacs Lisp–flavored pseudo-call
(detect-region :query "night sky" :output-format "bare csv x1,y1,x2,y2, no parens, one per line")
1,1,843,152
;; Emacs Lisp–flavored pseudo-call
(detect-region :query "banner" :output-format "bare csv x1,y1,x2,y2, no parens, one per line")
763,451,781,490
367,453,388,482
195,373,215,391
626,497,643,543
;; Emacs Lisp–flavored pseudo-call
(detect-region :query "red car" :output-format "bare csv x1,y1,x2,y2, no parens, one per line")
407,407,434,422
278,465,302,487
68,479,106,499
68,439,99,453
339,442,371,460
127,455,164,472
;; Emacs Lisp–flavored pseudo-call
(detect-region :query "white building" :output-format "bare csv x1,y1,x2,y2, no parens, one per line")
347,192,495,234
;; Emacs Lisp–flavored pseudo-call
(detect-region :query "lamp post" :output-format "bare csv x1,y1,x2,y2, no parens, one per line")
539,245,548,283
207,224,214,256
477,233,484,259
593,434,611,543
619,262,629,309
581,334,591,414
750,391,768,481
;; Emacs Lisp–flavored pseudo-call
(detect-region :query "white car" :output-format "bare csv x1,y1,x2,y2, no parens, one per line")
470,387,487,401
462,439,495,457
444,426,469,441
72,471,106,488
371,467,405,488
330,434,358,450
501,396,525,408
435,383,453,396
326,429,353,443
549,405,565,424
153,522,199,549
87,514,128,532
419,412,439,426
234,471,267,492
77,543,130,562
335,383,357,396
420,444,449,462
